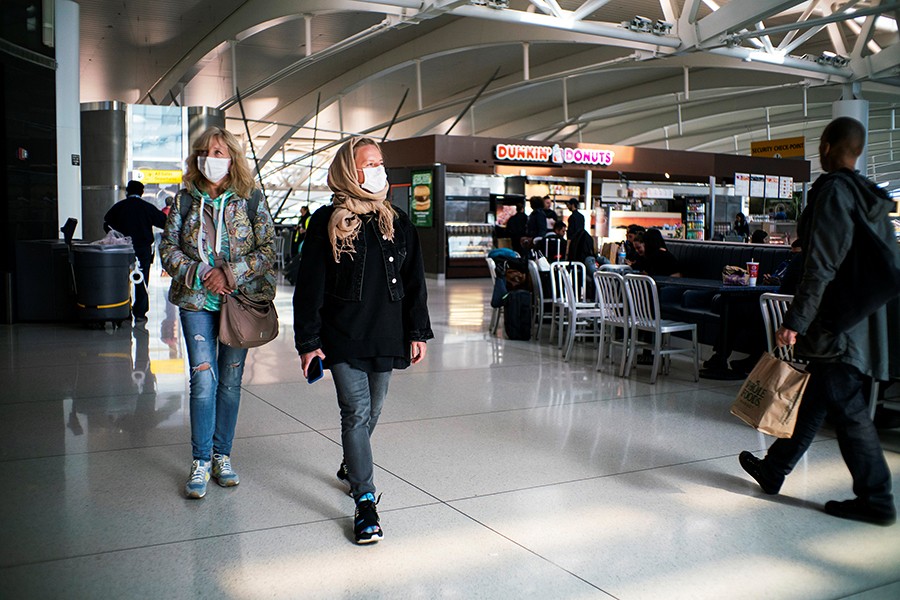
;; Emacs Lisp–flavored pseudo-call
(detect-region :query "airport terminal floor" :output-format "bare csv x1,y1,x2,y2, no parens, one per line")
1,272,899,599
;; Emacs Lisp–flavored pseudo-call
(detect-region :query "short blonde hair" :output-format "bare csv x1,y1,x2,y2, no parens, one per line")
184,127,256,198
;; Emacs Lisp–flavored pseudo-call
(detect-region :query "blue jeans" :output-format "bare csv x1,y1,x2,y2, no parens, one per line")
330,362,391,500
180,309,248,461
765,362,894,511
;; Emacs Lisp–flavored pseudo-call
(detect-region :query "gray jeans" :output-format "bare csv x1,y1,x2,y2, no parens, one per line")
330,362,392,500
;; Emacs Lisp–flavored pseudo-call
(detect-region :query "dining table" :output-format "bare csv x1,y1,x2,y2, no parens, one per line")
651,276,780,379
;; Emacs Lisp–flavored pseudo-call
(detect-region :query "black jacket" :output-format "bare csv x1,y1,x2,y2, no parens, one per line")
293,205,433,363
784,169,900,380
104,195,167,248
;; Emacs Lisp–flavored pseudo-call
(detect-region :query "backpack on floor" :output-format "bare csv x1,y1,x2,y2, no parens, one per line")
503,289,532,341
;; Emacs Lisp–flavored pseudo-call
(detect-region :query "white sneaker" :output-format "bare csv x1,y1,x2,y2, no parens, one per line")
185,459,211,499
212,454,239,487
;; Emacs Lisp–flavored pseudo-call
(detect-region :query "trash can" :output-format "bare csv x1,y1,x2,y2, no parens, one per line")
71,244,135,326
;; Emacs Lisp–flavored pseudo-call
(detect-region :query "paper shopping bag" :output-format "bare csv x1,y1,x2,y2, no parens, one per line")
730,353,810,438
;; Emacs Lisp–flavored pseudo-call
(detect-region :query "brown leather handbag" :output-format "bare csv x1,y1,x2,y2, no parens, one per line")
219,291,279,348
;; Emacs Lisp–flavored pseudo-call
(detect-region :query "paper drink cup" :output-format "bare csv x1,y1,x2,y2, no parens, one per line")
747,261,759,286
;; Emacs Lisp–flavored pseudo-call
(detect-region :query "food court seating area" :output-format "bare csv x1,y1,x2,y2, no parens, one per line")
660,240,792,348
664,239,791,280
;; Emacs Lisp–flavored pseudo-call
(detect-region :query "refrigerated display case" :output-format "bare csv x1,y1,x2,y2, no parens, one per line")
685,198,706,240
445,196,493,278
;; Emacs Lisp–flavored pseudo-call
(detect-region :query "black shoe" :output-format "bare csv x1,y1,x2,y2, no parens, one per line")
354,493,383,544
337,462,352,497
739,451,783,495
703,353,729,370
824,499,897,526
637,350,653,365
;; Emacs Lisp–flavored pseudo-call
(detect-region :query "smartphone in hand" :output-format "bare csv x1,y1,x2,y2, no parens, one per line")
306,356,324,384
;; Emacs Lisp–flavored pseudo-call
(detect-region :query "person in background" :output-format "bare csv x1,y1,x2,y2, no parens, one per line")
732,212,750,239
750,229,769,244
739,116,899,526
293,136,432,544
505,199,528,255
159,126,277,500
103,180,167,324
630,228,681,277
565,200,595,265
290,205,311,258
565,198,585,236
624,224,645,263
526,196,559,243
543,220,567,262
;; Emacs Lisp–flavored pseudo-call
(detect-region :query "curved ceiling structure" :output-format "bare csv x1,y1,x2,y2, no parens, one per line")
78,0,900,218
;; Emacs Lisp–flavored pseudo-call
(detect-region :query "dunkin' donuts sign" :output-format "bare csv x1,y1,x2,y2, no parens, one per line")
494,143,615,167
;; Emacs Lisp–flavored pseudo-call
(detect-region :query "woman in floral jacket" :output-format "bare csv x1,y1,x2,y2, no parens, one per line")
160,126,276,500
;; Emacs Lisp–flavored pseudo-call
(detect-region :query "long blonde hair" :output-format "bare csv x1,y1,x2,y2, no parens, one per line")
184,127,256,198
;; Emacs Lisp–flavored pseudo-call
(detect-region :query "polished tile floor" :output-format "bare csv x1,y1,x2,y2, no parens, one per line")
1,272,899,599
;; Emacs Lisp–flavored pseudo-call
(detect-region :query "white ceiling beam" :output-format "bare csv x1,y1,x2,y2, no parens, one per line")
140,0,411,104
571,0,615,22
659,0,678,24
852,40,900,80
731,1,899,42
851,11,882,59
778,0,824,50
543,0,566,20
695,1,806,45
450,4,682,48
682,0,704,25
827,22,849,57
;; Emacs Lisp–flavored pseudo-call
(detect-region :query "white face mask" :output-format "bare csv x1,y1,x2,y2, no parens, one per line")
198,156,231,184
359,165,387,194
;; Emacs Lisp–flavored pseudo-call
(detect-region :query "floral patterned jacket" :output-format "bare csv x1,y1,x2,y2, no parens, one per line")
160,187,277,311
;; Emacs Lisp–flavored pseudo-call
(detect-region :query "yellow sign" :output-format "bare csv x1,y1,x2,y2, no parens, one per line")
750,137,805,159
134,169,184,184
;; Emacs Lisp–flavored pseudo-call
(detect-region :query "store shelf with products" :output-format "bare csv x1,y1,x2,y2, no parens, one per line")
685,199,705,240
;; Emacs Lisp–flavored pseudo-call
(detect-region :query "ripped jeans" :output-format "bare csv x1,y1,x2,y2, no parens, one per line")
180,309,248,461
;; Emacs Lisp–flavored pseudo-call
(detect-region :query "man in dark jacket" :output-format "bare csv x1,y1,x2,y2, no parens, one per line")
505,200,528,255
104,180,167,323
739,117,900,526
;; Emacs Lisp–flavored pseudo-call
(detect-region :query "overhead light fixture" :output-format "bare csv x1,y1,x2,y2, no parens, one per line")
470,0,509,8
815,51,850,68
625,16,653,33
652,20,673,36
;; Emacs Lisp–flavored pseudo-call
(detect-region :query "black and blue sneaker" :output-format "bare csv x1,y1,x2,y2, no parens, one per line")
354,493,383,544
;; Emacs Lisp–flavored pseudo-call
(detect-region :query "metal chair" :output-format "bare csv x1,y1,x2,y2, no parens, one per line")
549,261,588,348
623,274,699,384
593,270,630,376
759,293,797,362
486,256,502,335
560,269,603,362
528,259,552,341
273,235,285,273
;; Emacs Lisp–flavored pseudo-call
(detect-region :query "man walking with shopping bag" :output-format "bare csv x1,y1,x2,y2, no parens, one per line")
739,117,900,526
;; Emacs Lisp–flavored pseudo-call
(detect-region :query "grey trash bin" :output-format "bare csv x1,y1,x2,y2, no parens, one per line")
71,244,135,326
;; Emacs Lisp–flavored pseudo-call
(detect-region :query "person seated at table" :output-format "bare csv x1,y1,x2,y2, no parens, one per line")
630,229,681,277
544,220,567,262
624,224,645,263
732,212,750,240
750,229,769,244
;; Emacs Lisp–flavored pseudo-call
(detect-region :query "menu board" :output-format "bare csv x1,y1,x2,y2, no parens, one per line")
750,174,765,197
410,170,433,227
734,173,750,196
765,175,780,199
779,176,794,199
